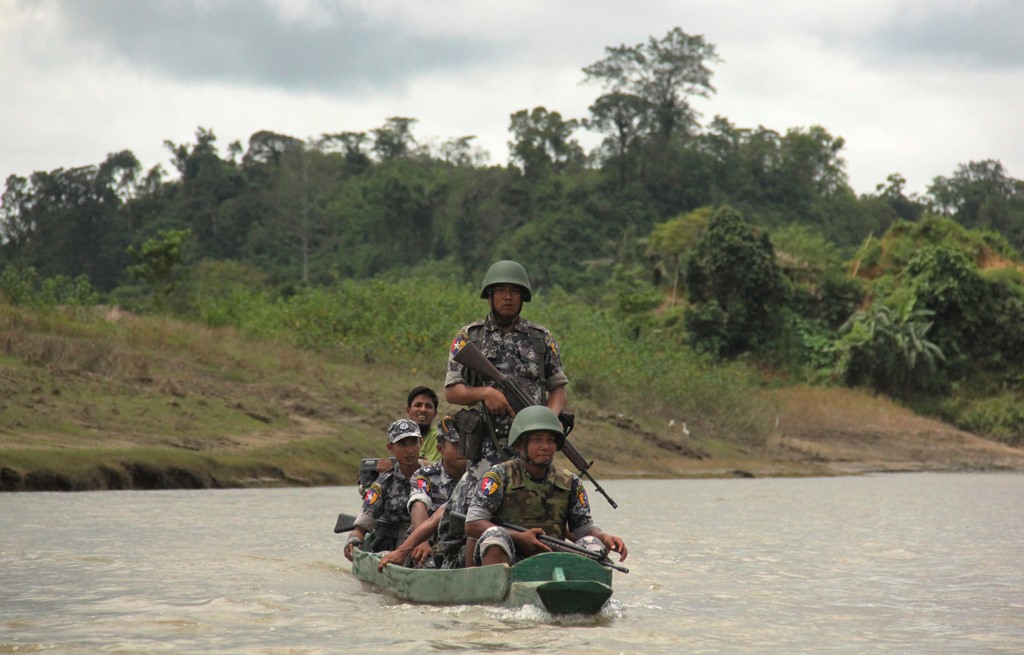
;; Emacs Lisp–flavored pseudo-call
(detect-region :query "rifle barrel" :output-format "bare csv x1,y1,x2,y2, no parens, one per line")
498,519,629,573
580,470,619,509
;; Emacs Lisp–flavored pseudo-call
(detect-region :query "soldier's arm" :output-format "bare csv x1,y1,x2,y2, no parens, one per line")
409,500,429,529
545,385,567,416
445,383,514,415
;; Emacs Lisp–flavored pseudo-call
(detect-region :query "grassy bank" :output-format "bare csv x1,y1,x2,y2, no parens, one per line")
1,304,762,491
4,302,1021,492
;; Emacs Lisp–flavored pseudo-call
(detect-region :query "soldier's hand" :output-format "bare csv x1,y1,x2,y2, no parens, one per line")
378,546,409,571
343,541,358,562
410,542,433,567
375,459,394,473
601,534,628,561
481,387,515,416
512,527,551,557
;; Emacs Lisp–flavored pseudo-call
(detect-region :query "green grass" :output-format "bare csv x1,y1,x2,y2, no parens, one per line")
0,285,779,491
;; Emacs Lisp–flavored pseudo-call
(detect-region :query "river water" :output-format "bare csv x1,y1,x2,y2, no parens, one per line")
2,474,1022,654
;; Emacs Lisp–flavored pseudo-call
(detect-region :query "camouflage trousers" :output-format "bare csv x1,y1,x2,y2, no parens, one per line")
474,527,605,566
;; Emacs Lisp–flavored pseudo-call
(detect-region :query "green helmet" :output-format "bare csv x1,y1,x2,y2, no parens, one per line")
480,260,532,302
508,406,565,451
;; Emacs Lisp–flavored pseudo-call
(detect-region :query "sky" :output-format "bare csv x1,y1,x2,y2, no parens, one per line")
2,0,1023,197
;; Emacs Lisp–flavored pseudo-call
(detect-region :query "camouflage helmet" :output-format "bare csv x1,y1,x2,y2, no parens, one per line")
437,415,460,443
480,260,532,302
508,406,565,451
386,418,421,444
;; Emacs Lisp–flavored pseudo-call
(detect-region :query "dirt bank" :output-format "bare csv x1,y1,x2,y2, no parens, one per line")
763,386,1024,475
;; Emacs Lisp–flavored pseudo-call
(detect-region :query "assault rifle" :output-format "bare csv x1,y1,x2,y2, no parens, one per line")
451,511,628,573
453,337,618,509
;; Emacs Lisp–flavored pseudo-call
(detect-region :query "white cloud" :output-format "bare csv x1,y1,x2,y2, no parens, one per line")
1,0,1022,197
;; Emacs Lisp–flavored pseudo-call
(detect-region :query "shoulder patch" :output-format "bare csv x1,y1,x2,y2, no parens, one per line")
480,471,502,496
364,482,382,506
451,329,470,357
577,484,589,509
415,477,431,494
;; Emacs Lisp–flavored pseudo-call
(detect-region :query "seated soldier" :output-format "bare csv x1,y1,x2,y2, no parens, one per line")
343,419,422,562
377,476,471,572
463,406,628,567
404,416,468,567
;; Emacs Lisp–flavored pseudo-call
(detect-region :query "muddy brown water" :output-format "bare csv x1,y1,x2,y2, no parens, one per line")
2,474,1022,653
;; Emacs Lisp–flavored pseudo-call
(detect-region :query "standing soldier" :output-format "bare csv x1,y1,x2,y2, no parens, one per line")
444,260,568,480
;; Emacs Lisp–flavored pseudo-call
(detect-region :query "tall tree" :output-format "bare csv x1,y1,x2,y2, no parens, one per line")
684,206,790,357
0,153,135,290
928,159,1024,249
583,27,720,148
371,117,418,161
508,107,584,178
163,128,247,259
270,137,344,282
584,92,651,184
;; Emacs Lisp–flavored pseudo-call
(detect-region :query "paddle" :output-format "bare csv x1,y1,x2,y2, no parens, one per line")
334,512,358,534
451,512,629,573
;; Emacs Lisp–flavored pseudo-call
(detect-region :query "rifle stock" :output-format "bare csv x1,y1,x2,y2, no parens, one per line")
453,338,618,509
334,512,357,534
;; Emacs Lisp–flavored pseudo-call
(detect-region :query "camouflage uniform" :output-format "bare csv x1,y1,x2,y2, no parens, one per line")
444,313,568,480
353,466,413,553
407,462,458,516
464,458,600,565
433,477,470,569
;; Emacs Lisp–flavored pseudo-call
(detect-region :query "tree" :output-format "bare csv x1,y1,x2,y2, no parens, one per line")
835,302,944,396
241,130,303,168
372,117,418,161
928,159,1024,250
322,131,373,174
269,137,344,283
508,107,584,178
163,128,247,260
439,136,489,168
126,228,192,310
584,92,650,183
684,206,789,357
646,206,713,304
0,153,135,291
583,27,720,148
873,173,925,222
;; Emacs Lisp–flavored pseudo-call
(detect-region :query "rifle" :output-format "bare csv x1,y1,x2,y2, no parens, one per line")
333,512,357,534
451,512,628,574
452,335,618,509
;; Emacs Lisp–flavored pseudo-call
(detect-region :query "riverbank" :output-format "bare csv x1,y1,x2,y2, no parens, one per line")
3,308,1022,492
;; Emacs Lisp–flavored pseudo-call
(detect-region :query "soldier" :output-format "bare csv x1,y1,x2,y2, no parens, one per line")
376,478,473,572
444,260,568,484
404,416,468,566
464,406,627,567
344,419,422,562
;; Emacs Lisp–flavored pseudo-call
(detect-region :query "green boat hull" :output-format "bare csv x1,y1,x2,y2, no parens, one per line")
351,549,613,615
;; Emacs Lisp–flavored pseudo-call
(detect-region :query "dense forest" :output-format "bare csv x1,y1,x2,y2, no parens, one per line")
3,28,1024,445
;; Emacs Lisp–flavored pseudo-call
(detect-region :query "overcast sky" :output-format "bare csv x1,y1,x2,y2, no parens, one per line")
2,0,1022,196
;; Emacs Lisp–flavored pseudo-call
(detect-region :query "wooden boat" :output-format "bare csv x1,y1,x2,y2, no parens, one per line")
350,547,614,615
